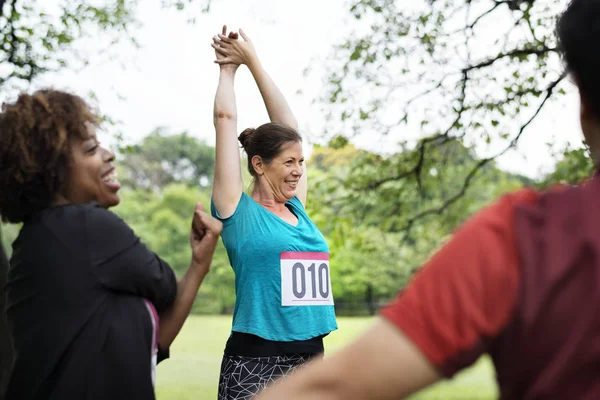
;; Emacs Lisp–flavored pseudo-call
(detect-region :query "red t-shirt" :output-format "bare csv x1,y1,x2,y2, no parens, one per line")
381,175,600,399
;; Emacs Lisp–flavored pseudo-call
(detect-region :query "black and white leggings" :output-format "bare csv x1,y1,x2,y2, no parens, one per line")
217,353,316,400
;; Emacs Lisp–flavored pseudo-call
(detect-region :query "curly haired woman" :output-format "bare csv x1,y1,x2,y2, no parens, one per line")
0,89,222,400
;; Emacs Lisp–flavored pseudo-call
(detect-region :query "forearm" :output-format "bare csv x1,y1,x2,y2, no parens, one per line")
247,58,298,129
157,261,208,349
213,69,238,125
257,319,441,400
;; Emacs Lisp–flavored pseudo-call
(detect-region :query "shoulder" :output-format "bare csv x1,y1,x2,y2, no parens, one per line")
379,189,540,375
211,192,252,222
84,203,131,230
286,196,305,211
79,204,137,249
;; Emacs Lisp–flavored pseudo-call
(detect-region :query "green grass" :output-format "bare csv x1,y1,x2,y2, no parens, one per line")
156,315,497,400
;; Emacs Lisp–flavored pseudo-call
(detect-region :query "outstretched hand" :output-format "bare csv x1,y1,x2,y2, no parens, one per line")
212,27,257,66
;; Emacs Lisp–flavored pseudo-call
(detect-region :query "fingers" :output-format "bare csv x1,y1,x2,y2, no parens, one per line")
211,42,229,55
239,28,250,42
214,59,234,65
221,24,227,36
195,209,223,235
228,31,238,40
217,34,236,44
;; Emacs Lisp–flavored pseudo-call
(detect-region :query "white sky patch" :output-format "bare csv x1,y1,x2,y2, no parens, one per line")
8,0,583,179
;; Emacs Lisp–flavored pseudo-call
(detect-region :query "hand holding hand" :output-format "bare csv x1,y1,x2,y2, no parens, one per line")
212,27,257,66
189,202,223,275
213,25,240,71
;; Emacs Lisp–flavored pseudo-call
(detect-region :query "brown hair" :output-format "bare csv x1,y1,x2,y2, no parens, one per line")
238,122,302,177
0,89,98,223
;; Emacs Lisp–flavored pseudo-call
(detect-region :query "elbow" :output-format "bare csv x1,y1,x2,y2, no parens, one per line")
288,118,299,131
214,110,237,122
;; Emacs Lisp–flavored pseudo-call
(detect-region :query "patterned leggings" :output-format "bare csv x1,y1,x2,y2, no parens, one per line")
217,353,317,400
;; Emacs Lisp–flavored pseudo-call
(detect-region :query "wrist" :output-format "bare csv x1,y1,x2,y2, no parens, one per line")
219,64,238,75
246,56,262,73
189,258,210,276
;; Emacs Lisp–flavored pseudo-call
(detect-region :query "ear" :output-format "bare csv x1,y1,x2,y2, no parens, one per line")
251,155,264,176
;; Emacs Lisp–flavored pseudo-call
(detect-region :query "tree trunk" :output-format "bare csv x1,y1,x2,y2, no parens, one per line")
365,284,376,316
0,227,13,400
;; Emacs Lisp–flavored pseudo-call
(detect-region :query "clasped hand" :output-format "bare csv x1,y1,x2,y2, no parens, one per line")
211,24,257,66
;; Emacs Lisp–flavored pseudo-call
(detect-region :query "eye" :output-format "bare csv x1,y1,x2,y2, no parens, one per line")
285,160,293,165
86,141,100,154
299,159,304,166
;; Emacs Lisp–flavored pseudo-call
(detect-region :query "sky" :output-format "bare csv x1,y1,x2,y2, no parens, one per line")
33,0,583,179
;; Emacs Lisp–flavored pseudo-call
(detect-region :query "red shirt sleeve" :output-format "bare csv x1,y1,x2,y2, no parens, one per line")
380,189,539,377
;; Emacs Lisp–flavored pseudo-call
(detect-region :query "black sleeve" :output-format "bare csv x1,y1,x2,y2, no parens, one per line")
85,205,177,313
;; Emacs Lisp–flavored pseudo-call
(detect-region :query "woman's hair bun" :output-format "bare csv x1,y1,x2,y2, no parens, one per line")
238,127,255,150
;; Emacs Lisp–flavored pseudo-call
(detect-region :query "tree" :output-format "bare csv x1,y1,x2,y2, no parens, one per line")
540,146,595,187
119,129,216,192
319,0,568,235
306,136,526,313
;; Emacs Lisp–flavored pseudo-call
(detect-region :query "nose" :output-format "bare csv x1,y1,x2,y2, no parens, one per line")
102,146,115,162
293,163,302,176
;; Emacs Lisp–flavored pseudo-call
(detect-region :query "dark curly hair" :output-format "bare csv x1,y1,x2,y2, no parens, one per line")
557,0,600,119
0,89,98,223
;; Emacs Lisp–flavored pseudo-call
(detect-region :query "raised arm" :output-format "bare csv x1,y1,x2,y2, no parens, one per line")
211,27,244,218
214,29,298,130
214,29,308,204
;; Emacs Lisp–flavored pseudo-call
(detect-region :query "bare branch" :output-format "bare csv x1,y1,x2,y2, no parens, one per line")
463,46,557,73
446,1,503,36
399,72,566,237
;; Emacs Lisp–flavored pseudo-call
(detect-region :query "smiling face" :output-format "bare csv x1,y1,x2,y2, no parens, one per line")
254,141,304,202
60,124,121,208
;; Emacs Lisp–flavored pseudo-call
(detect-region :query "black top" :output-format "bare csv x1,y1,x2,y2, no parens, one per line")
225,332,325,357
4,203,177,400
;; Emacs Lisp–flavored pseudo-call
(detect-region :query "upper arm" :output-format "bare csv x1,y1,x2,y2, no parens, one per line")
213,76,244,218
87,207,177,312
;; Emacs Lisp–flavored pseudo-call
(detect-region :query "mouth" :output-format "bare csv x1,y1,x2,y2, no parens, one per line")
101,168,121,191
285,180,298,189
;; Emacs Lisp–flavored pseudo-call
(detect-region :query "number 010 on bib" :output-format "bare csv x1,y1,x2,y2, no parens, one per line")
280,252,334,306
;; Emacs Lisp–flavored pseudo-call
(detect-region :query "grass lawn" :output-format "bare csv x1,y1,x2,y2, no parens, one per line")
156,315,497,400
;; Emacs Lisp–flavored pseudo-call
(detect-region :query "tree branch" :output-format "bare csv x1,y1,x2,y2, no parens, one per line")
463,46,557,73
398,72,565,237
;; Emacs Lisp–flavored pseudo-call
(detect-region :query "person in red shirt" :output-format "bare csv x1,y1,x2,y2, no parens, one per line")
255,1,600,399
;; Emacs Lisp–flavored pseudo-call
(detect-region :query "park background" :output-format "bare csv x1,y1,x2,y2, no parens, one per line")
0,0,592,399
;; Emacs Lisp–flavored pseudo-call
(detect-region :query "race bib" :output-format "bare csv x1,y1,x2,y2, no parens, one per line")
280,252,334,306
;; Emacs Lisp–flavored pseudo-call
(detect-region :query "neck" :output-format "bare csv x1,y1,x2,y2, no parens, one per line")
51,194,70,207
251,180,287,212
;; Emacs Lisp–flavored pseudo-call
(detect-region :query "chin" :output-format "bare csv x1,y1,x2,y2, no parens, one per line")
101,194,121,209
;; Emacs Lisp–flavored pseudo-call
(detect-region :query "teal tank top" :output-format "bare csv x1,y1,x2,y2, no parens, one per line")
211,193,338,341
